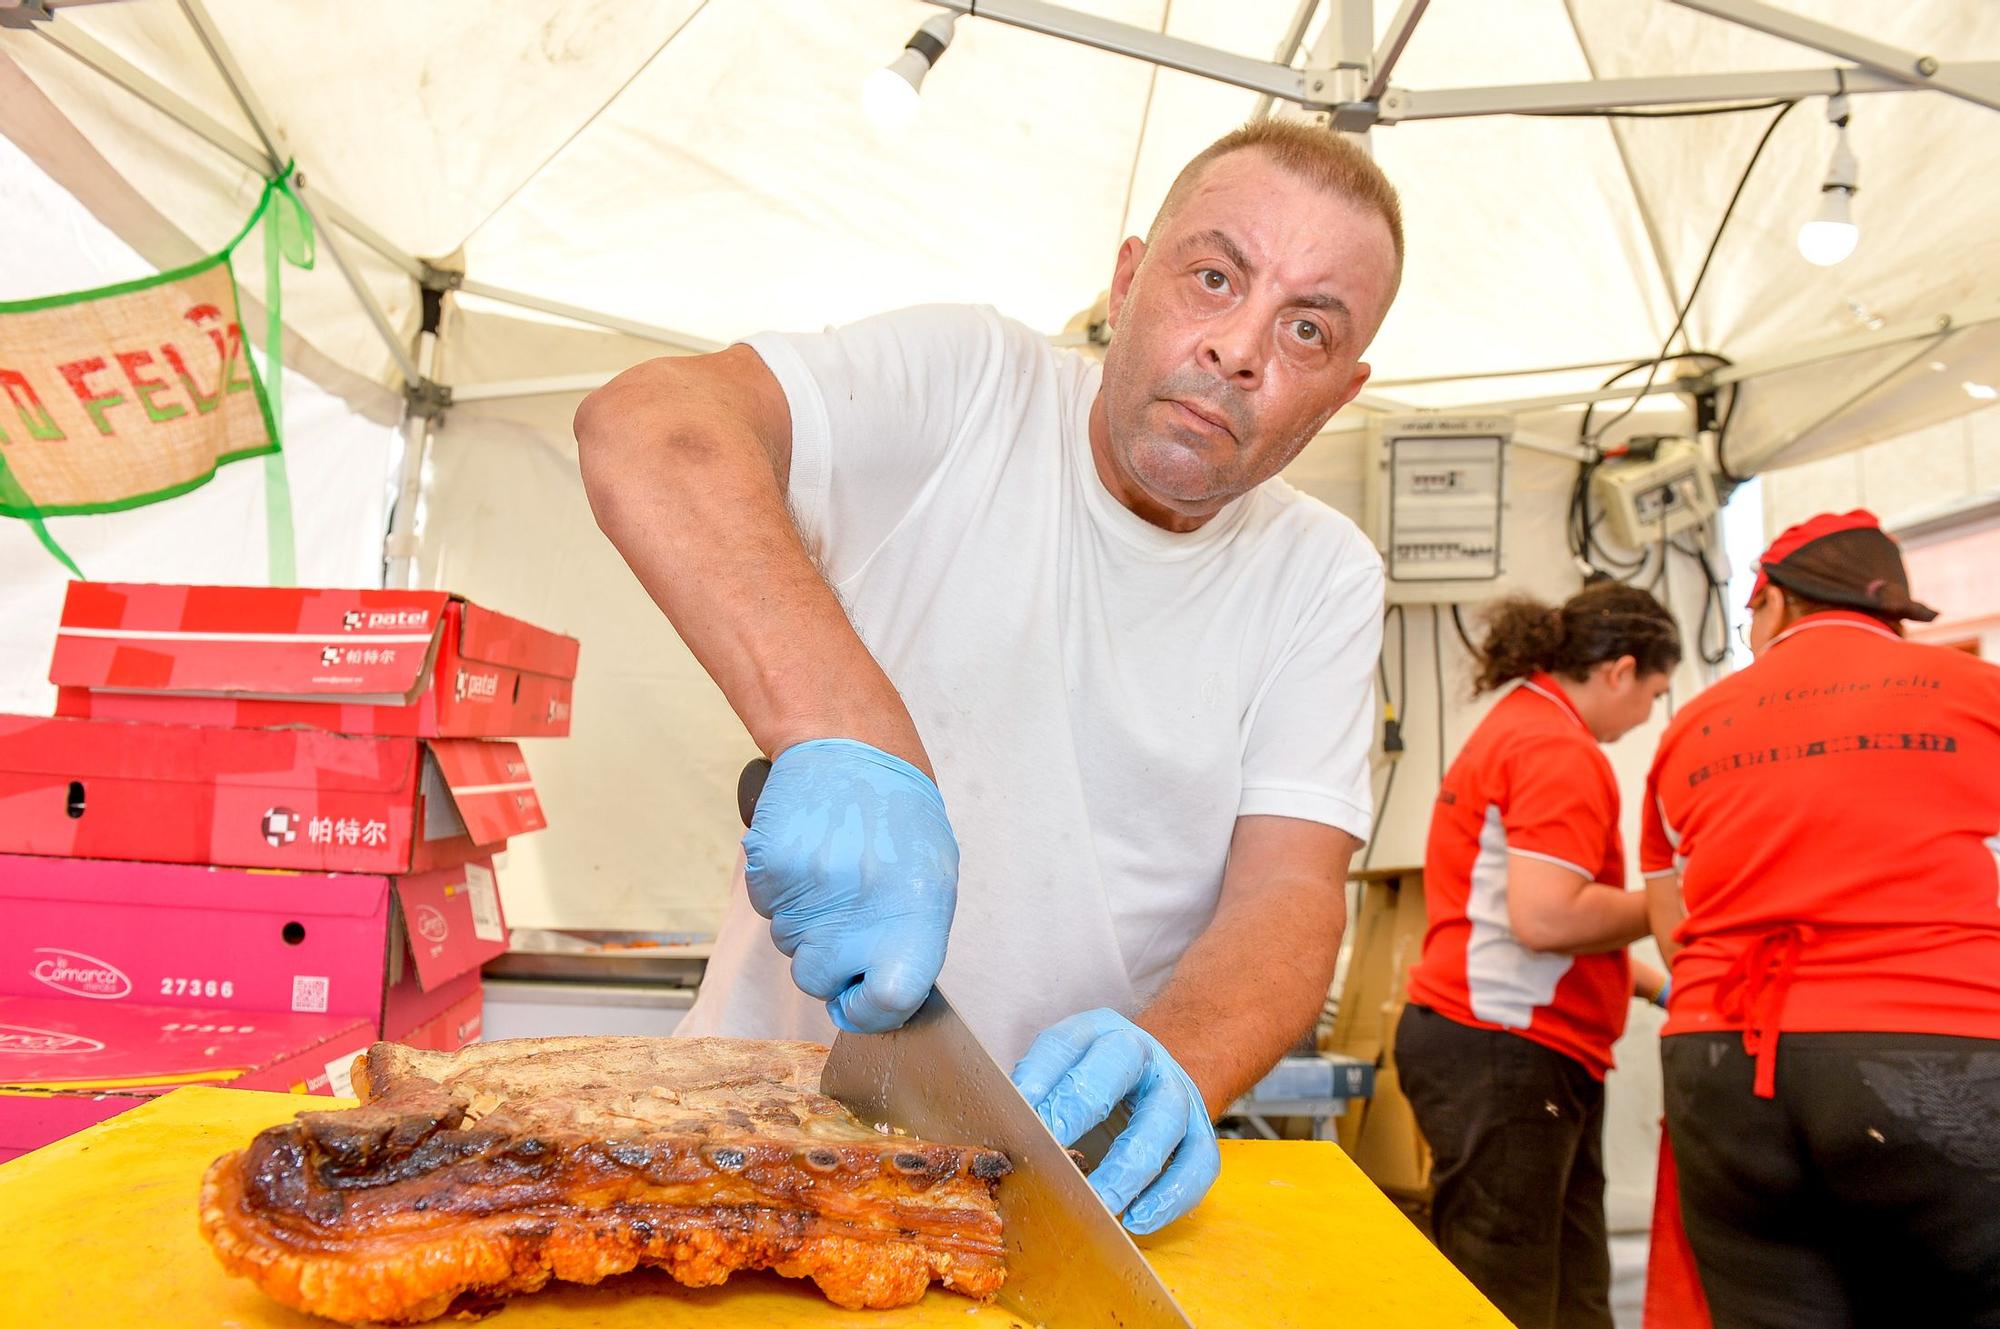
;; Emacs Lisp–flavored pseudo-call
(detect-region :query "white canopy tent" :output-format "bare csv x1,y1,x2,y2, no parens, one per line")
3,0,1995,924
4,0,1997,1250
0,0,1991,912
4,0,1996,918
5,1,1997,438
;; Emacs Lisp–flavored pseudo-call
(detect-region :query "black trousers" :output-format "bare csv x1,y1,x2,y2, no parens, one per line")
1663,1031,2000,1329
1395,1004,1613,1329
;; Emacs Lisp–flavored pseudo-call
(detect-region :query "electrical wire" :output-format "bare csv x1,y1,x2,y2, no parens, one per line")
1713,377,1748,484
1391,603,1409,719
1361,762,1398,874
1431,605,1447,786
1449,602,1477,657
1565,95,1798,582
1671,533,1733,667
1361,604,1410,873
1659,533,1677,719
1584,100,1800,453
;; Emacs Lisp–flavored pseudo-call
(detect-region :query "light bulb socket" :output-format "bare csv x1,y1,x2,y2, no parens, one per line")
904,14,956,68
1820,124,1858,194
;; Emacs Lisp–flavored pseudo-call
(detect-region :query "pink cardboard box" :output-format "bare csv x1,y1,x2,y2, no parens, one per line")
0,996,371,1094
0,1091,135,1165
0,853,507,1036
0,993,376,1158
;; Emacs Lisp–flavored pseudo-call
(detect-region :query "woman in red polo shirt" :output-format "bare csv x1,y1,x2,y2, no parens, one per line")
1398,582,1680,1329
1643,511,2000,1328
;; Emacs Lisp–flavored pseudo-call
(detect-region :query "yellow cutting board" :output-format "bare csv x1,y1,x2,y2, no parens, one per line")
0,1086,1505,1328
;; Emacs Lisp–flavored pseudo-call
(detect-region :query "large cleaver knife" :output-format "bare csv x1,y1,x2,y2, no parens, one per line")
738,759,1195,1327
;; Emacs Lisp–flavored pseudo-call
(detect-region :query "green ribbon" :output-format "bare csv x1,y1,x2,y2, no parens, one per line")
258,167,314,585
2,169,315,581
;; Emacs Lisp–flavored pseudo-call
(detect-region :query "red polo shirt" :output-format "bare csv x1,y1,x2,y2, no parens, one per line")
1408,674,1632,1078
1644,612,2000,1047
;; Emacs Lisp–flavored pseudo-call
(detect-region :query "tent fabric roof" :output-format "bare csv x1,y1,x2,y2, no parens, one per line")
3,1,1997,467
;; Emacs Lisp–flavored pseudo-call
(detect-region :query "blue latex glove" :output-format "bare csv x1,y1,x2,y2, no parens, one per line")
742,738,958,1035
1010,1008,1221,1235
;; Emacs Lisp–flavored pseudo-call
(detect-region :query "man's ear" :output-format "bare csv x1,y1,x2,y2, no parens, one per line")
1329,360,1374,416
1106,236,1146,329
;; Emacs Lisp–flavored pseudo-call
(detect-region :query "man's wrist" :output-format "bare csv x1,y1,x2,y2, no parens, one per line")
763,714,933,780
1134,1011,1224,1117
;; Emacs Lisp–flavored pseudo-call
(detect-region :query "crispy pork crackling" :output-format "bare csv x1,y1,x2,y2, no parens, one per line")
198,1036,1010,1323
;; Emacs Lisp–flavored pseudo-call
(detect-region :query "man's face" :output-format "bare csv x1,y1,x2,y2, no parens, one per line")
1093,149,1400,529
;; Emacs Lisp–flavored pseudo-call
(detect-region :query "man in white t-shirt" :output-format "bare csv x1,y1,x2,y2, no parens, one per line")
576,118,1400,1234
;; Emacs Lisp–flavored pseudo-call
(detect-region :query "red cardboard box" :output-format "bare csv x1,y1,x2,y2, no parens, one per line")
388,970,484,1052
51,582,578,738
0,852,506,1040
0,714,543,874
0,995,375,1101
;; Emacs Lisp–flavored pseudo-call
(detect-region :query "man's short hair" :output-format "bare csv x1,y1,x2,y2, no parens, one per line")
1148,119,1404,287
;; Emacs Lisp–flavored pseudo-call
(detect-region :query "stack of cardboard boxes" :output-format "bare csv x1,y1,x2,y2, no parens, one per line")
0,583,577,1161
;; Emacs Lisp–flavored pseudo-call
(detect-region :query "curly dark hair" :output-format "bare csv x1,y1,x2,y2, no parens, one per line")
1473,582,1681,695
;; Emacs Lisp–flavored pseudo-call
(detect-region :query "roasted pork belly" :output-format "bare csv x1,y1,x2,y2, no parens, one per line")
199,1036,1009,1323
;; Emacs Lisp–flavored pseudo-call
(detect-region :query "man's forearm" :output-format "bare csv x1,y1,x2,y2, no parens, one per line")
1137,863,1348,1116
576,351,931,773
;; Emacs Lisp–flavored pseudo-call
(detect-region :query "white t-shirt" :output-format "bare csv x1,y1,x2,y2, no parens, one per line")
676,304,1383,1063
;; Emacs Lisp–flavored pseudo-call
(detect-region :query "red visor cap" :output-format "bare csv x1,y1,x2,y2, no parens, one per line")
1747,509,1884,605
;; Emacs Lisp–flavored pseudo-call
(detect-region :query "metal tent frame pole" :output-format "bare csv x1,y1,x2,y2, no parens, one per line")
175,0,420,389
21,0,2000,425
1671,0,2000,112
32,13,734,362
1439,299,2000,418
1723,328,1965,477
1249,0,1322,121
383,325,442,589
931,0,2000,120
1704,299,2000,391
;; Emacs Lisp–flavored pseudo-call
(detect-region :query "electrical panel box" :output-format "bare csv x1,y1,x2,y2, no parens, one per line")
1363,414,1511,604
1591,437,1718,549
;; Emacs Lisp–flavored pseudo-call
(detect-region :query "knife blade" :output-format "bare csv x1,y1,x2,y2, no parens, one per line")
823,988,1196,1328
735,757,1194,1325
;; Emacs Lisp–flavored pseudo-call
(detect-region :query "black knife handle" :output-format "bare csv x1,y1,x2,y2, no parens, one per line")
737,757,773,829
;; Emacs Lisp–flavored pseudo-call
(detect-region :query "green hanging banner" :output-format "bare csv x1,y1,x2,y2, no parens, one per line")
0,171,315,578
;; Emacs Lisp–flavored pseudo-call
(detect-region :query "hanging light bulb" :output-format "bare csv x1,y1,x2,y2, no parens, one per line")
862,15,956,134
1797,94,1859,267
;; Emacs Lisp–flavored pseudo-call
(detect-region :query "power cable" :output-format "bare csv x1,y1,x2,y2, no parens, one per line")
1431,605,1447,789
1567,87,1792,581
1361,604,1409,873
1671,533,1733,667
1448,602,1477,657
1584,100,1800,452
